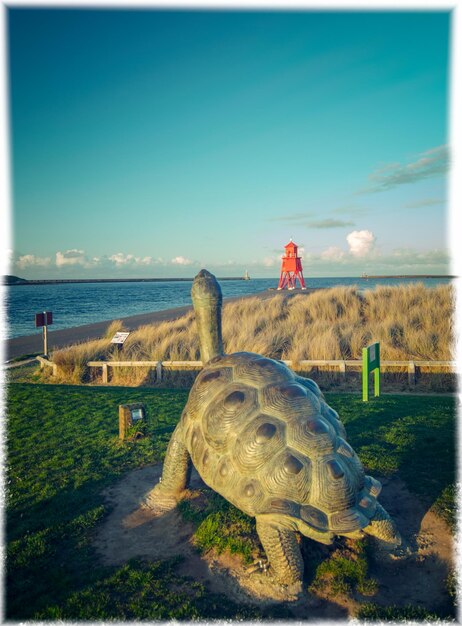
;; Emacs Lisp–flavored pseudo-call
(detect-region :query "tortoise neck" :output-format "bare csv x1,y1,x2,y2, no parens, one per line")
191,270,224,364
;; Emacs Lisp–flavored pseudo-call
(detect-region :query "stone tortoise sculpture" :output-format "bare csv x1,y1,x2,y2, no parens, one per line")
145,269,402,586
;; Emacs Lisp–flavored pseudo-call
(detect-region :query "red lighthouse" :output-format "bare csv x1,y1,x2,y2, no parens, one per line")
277,240,306,290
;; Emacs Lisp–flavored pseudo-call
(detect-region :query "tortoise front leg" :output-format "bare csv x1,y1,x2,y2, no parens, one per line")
144,422,192,512
363,502,403,550
255,518,304,585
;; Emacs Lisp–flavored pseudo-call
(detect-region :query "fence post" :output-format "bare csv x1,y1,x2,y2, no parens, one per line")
339,360,346,380
102,363,108,384
156,361,162,383
408,361,416,386
119,405,130,440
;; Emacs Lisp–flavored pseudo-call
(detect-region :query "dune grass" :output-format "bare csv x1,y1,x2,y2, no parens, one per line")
50,283,454,385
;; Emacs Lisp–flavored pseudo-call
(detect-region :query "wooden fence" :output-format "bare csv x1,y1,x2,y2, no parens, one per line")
36,355,58,376
79,358,457,385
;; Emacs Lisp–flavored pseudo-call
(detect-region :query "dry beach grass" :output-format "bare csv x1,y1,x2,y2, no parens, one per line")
51,283,455,385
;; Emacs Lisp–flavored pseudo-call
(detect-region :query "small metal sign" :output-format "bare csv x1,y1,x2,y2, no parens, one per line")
111,331,130,345
35,311,53,328
131,407,144,422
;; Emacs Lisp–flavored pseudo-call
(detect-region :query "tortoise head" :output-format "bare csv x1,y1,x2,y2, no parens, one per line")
191,270,224,364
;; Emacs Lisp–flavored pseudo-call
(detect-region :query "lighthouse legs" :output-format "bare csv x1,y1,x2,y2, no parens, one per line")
277,273,289,290
278,271,306,290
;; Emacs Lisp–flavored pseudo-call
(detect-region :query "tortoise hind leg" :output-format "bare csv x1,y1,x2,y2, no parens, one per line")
255,518,304,586
144,422,192,512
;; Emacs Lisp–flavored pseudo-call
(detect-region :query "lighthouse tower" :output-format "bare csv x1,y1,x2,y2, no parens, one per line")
277,239,306,290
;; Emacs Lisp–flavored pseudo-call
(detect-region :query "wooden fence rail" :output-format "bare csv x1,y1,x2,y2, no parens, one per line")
36,355,58,376
86,360,203,383
81,358,458,385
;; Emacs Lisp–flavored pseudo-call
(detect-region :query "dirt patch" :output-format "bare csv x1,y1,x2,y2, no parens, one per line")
93,465,454,618
365,476,454,613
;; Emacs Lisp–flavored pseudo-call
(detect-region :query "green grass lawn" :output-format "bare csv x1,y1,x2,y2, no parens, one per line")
5,383,456,620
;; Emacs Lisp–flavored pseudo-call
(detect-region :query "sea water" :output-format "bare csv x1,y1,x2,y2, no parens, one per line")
3,276,453,339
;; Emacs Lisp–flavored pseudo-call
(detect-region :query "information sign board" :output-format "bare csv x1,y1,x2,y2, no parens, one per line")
111,331,130,345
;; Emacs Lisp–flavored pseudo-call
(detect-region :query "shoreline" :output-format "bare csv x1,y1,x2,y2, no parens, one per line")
361,274,455,279
4,288,316,361
3,274,456,286
4,276,249,286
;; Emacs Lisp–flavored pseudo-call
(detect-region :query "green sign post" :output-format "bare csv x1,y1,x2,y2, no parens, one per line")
362,342,380,402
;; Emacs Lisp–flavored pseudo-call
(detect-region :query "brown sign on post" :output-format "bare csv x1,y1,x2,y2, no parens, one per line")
35,311,53,356
35,311,53,327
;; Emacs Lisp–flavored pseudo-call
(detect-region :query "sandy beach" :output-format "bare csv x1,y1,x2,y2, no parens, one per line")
5,288,316,362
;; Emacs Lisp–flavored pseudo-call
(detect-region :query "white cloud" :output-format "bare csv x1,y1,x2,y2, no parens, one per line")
321,246,345,261
262,256,278,267
171,256,193,266
389,248,450,266
108,253,153,267
303,246,449,275
16,254,52,269
346,230,376,257
17,249,164,271
56,249,88,267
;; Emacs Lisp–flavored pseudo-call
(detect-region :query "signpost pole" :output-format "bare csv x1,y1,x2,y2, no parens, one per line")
374,342,380,397
362,347,369,402
110,331,130,353
43,324,48,357
35,311,53,358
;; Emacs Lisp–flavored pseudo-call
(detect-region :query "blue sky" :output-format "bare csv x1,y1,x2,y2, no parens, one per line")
6,9,451,278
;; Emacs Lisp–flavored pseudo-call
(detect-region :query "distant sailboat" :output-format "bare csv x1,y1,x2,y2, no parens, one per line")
361,272,369,279
243,270,250,280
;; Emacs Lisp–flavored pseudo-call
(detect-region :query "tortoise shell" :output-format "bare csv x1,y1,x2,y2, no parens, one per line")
181,352,381,536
